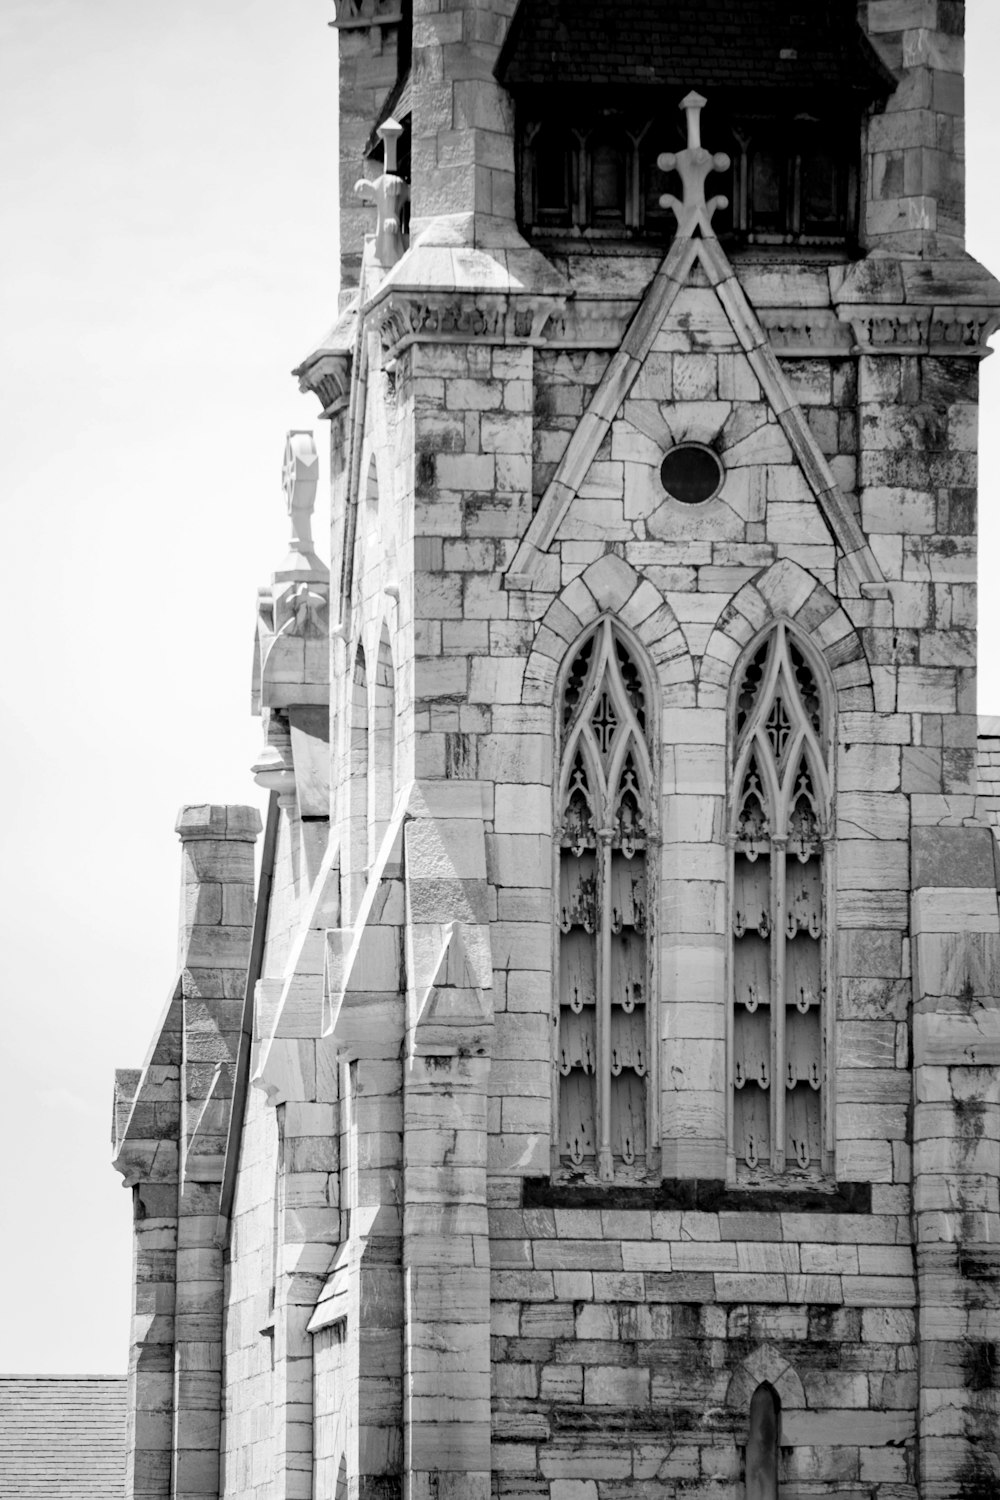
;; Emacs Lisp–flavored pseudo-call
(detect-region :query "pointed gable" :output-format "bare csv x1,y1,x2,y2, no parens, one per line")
506,233,886,599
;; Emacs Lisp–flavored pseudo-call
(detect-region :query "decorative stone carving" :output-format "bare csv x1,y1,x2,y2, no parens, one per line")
841,304,1000,356
292,304,356,418
355,119,409,270
252,432,331,807
376,290,565,359
657,92,730,240
757,309,853,358
251,438,329,810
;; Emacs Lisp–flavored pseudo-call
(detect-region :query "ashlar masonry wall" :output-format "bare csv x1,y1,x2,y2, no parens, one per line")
116,5,1000,1500
351,148,1000,1500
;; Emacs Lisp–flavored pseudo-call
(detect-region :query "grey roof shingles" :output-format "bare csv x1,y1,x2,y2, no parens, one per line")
0,1377,126,1500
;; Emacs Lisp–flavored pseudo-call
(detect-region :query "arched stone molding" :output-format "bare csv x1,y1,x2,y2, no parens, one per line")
725,1344,805,1420
523,553,694,711
698,558,874,715
351,449,385,603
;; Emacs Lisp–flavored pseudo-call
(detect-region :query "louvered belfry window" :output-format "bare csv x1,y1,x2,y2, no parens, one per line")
557,620,654,1180
731,623,831,1178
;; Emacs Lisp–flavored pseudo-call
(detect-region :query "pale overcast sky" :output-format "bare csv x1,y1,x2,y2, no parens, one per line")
1,1,999,1373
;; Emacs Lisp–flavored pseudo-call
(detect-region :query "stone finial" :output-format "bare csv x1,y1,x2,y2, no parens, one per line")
355,118,410,269
657,92,731,239
256,430,330,742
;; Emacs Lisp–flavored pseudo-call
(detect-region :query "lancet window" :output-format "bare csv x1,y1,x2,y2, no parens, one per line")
730,623,831,1179
745,1383,780,1500
369,626,395,860
556,620,654,1181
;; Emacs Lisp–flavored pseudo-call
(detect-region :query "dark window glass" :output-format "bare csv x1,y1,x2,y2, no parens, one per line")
591,132,626,224
533,126,574,226
519,102,854,247
750,141,784,234
800,137,843,236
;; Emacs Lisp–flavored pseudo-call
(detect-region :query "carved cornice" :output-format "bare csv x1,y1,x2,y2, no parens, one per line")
831,253,1000,358
293,305,357,418
842,304,1000,357
375,289,566,359
542,300,636,349
293,350,351,417
758,309,853,357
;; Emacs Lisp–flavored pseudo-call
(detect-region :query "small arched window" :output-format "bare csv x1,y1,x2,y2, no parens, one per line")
347,646,369,908
556,619,654,1181
730,622,831,1178
370,625,395,860
746,1382,780,1500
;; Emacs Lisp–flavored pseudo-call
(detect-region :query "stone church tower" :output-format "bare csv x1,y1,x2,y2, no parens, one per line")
113,2,1000,1497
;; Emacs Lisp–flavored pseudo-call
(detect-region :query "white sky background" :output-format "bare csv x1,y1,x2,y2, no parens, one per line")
0,0,998,1373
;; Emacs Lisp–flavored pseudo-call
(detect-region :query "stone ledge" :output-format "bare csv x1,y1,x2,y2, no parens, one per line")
523,1179,873,1214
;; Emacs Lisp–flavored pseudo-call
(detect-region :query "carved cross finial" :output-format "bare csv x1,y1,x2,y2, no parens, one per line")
281,430,319,556
355,117,410,268
657,91,731,239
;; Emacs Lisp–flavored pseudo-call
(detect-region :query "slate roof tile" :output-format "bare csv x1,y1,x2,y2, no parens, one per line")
497,0,896,95
0,1376,126,1499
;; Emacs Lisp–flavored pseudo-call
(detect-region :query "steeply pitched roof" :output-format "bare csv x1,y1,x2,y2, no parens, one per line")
497,0,896,95
0,1376,126,1499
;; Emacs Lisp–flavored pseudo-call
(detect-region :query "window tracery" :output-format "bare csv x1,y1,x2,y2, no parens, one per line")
520,103,857,247
556,619,654,1181
730,623,831,1179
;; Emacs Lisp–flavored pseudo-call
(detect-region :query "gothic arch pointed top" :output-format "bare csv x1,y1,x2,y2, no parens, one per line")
524,558,694,710
555,614,657,1182
725,1344,805,1414
699,559,874,713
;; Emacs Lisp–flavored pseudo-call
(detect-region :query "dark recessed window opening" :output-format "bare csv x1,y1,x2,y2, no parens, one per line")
517,97,860,250
660,444,724,505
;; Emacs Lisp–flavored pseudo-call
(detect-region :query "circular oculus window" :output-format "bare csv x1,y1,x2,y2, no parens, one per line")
659,443,724,505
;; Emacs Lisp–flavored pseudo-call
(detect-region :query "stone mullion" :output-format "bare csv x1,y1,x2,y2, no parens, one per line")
772,837,787,1174
596,827,614,1180
821,834,837,1178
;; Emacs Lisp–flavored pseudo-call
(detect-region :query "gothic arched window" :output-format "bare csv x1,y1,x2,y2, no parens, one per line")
730,622,832,1178
556,619,654,1181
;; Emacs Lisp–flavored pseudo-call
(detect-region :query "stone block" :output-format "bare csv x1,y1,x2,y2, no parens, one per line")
912,825,996,888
